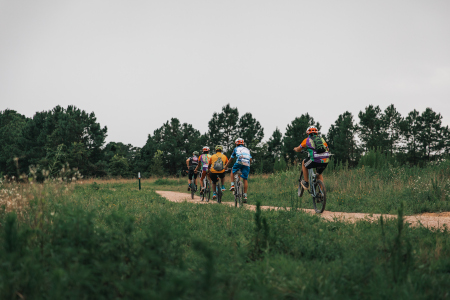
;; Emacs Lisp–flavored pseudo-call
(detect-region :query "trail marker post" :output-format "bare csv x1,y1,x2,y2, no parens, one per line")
138,172,141,190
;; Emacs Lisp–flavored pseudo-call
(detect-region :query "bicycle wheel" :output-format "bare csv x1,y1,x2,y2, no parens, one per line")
237,181,243,208
206,181,211,202
191,184,195,199
298,172,305,197
201,180,205,201
233,181,238,207
217,185,222,203
312,180,326,213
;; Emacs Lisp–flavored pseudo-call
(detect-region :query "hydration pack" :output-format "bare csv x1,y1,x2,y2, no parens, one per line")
213,154,224,171
311,135,326,154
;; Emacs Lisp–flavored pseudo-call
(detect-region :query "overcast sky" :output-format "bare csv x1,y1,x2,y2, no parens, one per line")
1,0,449,147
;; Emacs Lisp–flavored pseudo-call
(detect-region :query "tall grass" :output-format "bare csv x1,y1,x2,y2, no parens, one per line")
1,180,450,298
154,160,450,215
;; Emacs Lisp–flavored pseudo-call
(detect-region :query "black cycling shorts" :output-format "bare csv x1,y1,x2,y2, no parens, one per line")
188,170,198,180
209,172,225,183
303,158,328,175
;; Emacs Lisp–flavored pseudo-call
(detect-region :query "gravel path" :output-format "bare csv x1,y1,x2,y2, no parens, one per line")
156,190,450,229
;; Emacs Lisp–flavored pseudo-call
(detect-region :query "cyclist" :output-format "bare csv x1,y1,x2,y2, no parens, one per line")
194,146,212,194
293,126,331,190
225,138,252,202
186,151,199,191
208,145,228,200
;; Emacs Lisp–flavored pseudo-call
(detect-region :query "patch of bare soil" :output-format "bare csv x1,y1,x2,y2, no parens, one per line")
155,191,450,229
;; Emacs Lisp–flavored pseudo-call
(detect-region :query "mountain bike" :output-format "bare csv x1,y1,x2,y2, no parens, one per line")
232,169,244,208
216,184,223,203
185,170,198,199
200,174,211,202
298,153,328,213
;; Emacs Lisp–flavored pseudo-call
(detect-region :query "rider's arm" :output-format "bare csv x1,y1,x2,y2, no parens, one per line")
294,138,307,152
186,158,190,168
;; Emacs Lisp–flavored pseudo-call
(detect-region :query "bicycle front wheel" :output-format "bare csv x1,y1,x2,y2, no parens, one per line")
298,172,304,197
312,180,326,213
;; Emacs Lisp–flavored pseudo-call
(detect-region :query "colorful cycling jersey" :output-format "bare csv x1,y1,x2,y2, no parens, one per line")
299,136,330,164
199,154,211,171
230,145,252,167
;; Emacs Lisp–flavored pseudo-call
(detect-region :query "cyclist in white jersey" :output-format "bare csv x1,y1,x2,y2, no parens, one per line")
224,138,252,202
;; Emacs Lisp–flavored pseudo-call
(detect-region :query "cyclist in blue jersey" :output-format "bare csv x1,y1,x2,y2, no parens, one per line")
224,138,252,202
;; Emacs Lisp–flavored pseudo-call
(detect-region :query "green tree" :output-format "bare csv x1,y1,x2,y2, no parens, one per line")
380,104,402,156
237,112,264,150
0,109,28,176
150,150,165,177
207,104,239,154
327,111,359,167
19,105,107,176
282,114,321,165
146,118,201,175
358,105,385,152
109,154,130,177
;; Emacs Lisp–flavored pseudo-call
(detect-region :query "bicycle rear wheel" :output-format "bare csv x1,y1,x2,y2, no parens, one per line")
191,184,195,199
298,172,305,197
237,181,243,208
312,180,326,213
206,181,211,202
217,186,222,203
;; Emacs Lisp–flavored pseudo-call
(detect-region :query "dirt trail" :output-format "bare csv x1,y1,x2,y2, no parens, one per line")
156,190,450,229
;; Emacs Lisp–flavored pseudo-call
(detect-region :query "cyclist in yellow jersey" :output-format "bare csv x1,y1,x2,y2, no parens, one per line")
208,145,228,199
194,146,212,194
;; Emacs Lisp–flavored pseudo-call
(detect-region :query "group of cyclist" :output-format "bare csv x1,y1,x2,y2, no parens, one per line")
186,137,252,201
186,126,330,203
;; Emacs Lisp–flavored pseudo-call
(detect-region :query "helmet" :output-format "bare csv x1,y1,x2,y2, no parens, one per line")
306,126,318,135
235,138,244,145
193,151,199,156
202,146,210,152
215,145,223,151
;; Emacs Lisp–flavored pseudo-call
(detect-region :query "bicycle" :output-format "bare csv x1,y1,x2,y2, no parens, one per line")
232,169,244,208
185,170,198,199
298,152,328,213
200,175,211,202
216,183,223,204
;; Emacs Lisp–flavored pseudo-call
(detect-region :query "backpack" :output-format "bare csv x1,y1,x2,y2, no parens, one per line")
189,156,198,170
311,135,326,154
213,154,224,171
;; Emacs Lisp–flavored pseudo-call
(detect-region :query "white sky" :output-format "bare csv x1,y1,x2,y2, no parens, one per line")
1,0,449,147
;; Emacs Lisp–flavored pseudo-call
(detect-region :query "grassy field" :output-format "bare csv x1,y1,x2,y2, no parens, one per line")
152,161,450,215
1,168,450,299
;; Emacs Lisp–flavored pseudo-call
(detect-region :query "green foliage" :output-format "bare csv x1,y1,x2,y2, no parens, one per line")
109,154,130,177
282,113,321,164
2,181,450,298
358,147,398,169
150,150,165,177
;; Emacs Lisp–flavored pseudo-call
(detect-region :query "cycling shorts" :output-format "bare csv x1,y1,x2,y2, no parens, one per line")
232,164,250,180
188,170,198,180
210,172,225,183
303,158,328,175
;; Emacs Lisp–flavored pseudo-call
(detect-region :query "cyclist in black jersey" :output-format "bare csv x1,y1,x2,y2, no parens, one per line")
186,151,199,191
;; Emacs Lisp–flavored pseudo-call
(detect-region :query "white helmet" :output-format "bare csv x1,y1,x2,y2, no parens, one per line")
235,138,244,145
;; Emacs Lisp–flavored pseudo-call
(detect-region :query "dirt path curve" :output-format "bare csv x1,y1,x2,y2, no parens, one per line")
156,190,450,229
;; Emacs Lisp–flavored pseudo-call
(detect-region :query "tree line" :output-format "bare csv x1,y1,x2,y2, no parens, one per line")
1,104,449,179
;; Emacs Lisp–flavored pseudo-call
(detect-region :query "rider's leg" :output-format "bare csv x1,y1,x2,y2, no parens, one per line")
200,171,206,189
302,160,309,183
243,179,248,193
317,173,324,183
